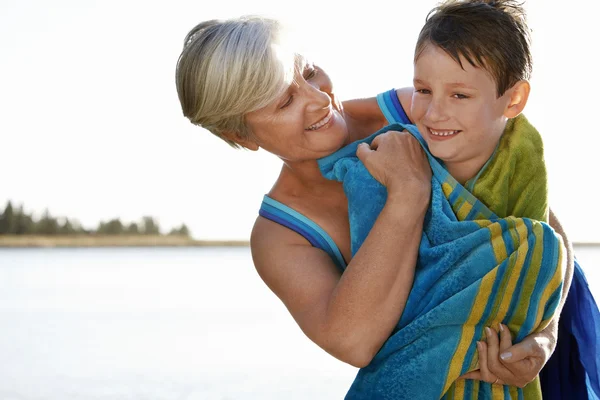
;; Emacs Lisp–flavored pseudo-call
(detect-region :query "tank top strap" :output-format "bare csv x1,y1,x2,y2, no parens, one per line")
259,195,346,271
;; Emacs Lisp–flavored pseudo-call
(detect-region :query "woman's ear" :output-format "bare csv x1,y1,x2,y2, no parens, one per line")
504,80,531,119
222,131,260,151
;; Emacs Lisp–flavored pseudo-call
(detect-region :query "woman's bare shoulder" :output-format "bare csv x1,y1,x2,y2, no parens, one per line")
249,215,343,344
250,215,337,277
250,215,307,262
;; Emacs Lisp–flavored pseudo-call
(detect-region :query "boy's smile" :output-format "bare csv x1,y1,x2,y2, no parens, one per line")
428,128,460,140
411,43,513,184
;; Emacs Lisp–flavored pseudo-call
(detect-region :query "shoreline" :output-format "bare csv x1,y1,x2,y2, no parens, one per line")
572,242,600,247
0,235,596,249
0,235,250,248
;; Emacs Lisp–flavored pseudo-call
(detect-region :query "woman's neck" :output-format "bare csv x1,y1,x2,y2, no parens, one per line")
275,160,341,198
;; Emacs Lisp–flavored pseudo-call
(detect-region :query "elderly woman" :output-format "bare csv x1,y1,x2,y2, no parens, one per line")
175,15,593,397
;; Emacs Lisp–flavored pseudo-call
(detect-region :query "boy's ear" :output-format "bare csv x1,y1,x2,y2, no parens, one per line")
222,131,260,151
504,80,531,119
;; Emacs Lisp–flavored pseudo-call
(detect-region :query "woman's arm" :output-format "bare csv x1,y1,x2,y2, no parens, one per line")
251,132,431,368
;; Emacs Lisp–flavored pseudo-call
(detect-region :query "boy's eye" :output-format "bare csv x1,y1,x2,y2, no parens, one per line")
415,88,431,95
453,93,469,99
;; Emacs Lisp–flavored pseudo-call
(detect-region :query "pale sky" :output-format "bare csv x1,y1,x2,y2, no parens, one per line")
1,0,598,242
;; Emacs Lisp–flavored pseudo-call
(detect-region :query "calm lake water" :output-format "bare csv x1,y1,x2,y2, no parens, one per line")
0,246,598,400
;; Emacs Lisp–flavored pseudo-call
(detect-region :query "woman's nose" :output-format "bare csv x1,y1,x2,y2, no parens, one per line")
301,80,330,111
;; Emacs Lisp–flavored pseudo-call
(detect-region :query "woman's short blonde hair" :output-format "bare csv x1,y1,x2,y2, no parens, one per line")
176,16,296,148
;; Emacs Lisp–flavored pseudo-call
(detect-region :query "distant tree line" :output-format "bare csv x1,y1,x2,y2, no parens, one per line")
0,201,190,237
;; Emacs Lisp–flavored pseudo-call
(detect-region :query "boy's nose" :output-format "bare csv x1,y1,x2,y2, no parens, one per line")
425,98,449,122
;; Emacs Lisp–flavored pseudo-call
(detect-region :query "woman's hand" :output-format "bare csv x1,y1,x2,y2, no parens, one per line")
356,130,431,200
459,324,554,388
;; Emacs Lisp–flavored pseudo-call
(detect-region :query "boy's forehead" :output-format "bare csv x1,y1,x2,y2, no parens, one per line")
414,44,498,90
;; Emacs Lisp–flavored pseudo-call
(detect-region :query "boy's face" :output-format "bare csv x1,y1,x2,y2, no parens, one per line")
411,44,513,178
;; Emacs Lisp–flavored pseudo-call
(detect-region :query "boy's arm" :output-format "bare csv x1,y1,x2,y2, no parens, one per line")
341,87,415,131
395,87,414,122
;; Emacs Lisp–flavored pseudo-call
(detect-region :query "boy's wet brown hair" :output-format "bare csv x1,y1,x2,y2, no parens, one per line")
415,0,532,97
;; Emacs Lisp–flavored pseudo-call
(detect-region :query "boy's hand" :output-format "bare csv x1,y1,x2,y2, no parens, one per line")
458,324,552,388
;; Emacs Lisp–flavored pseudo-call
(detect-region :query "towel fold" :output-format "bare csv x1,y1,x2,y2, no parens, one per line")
466,114,548,223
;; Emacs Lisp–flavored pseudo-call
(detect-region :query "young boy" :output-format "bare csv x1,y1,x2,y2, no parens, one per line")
409,0,548,223
409,1,549,397
349,0,596,399
321,1,577,399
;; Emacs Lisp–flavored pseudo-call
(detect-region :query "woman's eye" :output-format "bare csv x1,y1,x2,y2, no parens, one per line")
304,70,316,80
280,96,293,109
304,66,317,80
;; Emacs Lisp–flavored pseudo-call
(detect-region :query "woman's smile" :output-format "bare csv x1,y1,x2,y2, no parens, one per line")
306,107,333,131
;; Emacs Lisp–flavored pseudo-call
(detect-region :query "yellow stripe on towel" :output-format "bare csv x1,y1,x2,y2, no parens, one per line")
443,268,499,394
494,219,529,323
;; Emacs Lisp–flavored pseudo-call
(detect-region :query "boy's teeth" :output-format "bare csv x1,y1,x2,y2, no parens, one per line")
430,129,458,136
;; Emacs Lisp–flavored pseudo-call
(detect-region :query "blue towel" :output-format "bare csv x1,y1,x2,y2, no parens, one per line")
318,123,565,399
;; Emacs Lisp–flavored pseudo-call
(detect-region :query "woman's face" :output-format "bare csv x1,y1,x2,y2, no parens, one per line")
244,58,349,163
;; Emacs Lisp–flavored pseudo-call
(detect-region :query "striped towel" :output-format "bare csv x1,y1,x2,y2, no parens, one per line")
317,123,564,399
